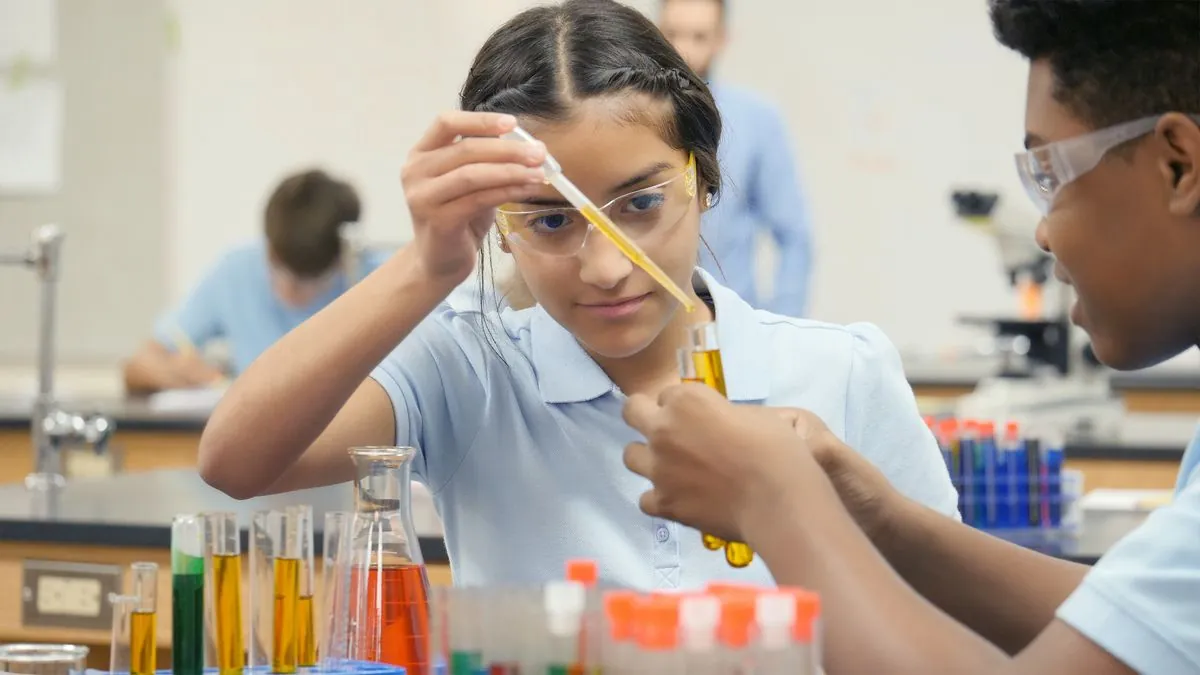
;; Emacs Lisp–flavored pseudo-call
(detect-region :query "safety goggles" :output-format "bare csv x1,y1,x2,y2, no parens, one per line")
1015,114,1200,215
496,154,698,257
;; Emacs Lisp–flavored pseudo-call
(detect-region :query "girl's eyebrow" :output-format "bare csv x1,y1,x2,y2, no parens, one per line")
519,161,678,208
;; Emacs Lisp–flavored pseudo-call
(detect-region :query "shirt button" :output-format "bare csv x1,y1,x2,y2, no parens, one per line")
655,526,670,543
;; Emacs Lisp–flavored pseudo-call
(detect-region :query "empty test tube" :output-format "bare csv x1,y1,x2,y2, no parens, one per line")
320,511,351,670
129,562,159,675
679,595,721,675
448,588,483,675
544,581,587,675
109,593,138,675
755,592,798,674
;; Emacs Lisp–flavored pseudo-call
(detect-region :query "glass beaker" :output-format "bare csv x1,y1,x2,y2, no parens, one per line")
339,446,430,675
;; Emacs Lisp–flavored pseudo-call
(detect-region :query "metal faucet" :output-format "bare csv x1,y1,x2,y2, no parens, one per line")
1,225,114,494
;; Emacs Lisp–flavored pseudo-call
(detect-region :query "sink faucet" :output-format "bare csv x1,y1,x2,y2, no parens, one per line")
1,225,115,488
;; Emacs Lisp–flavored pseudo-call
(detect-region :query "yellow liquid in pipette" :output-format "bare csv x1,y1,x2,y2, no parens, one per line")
578,203,696,313
689,349,755,569
213,553,245,675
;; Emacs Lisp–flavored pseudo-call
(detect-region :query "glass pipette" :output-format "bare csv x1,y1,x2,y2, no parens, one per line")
501,126,697,313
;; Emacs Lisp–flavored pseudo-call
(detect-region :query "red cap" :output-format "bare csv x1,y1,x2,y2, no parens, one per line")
604,591,638,642
922,416,935,429
1005,421,1020,438
717,594,756,649
980,421,996,437
566,559,598,586
634,595,680,650
706,581,758,596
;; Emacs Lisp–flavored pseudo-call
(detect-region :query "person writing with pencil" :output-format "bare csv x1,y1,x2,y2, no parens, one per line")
623,1,1200,673
123,169,373,394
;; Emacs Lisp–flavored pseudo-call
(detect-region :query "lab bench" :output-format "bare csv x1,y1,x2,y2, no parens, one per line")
0,470,450,669
906,362,1200,413
0,469,1147,671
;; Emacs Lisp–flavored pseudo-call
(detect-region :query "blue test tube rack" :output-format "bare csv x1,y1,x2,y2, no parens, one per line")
931,418,1074,541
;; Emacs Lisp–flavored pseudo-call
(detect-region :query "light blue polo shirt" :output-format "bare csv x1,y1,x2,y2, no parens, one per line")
370,268,958,590
154,240,386,374
1057,427,1200,674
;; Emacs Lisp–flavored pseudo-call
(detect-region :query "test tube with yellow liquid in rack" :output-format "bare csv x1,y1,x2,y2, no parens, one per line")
678,322,755,568
250,506,313,674
129,562,159,675
206,512,245,675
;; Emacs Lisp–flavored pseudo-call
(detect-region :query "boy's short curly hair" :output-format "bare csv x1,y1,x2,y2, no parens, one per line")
264,169,361,278
989,0,1199,128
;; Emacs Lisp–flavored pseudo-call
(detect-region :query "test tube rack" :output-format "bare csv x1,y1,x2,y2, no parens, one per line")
929,417,1081,543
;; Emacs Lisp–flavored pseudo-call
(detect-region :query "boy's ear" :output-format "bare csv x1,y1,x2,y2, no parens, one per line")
1161,114,1200,217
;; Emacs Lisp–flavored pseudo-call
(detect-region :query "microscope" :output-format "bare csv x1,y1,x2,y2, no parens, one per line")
949,191,1123,439
1,225,114,513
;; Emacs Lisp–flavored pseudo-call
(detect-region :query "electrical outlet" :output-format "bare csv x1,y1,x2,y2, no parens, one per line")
22,560,122,630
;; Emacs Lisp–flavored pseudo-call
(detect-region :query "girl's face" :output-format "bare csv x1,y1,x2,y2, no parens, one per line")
498,96,705,359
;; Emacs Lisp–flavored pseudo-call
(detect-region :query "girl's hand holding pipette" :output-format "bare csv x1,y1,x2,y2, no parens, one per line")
400,111,547,285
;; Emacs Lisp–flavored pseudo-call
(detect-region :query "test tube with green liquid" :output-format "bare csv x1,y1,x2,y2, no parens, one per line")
173,514,206,675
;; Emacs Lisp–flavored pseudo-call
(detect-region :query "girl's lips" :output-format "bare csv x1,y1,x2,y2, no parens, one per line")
580,293,651,319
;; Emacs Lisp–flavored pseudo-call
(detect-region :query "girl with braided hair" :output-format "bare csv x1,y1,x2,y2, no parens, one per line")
199,0,956,590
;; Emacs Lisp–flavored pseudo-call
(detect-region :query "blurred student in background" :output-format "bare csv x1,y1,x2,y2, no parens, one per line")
123,168,379,394
658,0,813,316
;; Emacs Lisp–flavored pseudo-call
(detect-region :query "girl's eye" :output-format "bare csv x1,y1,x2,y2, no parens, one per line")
1033,171,1059,194
622,192,666,214
529,212,573,233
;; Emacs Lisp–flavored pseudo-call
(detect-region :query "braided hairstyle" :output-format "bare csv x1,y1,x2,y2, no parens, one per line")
460,0,723,330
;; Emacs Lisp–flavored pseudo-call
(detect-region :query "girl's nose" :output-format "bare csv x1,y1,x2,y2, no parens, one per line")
577,228,633,290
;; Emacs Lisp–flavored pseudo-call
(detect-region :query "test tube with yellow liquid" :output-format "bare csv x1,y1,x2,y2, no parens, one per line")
129,562,158,675
206,512,245,675
251,506,312,674
294,506,318,667
679,322,756,568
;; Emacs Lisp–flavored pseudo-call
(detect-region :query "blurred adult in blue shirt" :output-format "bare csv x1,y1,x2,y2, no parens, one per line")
123,169,381,393
659,0,813,316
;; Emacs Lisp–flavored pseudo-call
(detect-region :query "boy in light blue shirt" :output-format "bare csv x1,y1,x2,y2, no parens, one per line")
197,0,956,593
123,169,378,393
623,1,1200,673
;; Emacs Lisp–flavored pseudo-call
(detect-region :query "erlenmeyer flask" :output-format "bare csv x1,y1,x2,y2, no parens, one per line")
341,446,430,675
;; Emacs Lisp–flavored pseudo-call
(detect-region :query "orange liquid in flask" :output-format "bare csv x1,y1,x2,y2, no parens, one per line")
349,563,430,675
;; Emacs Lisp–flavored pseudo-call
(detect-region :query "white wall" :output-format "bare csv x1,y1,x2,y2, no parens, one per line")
166,0,1041,353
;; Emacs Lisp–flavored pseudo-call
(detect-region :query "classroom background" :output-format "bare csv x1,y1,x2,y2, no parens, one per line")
8,0,1196,380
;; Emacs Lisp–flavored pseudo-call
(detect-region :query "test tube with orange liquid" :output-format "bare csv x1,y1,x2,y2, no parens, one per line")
678,322,756,568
